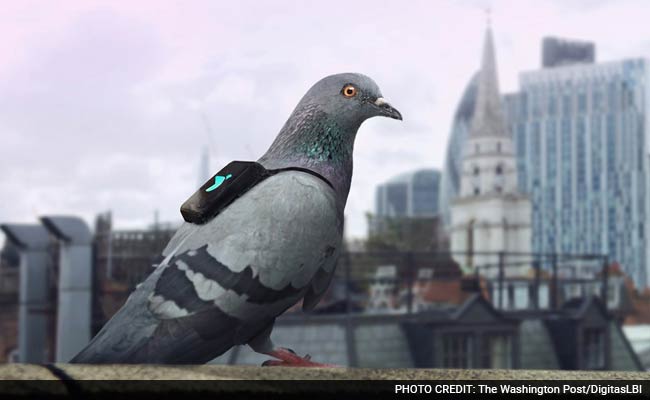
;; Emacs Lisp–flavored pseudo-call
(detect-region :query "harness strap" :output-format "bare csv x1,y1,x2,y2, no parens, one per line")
270,167,334,190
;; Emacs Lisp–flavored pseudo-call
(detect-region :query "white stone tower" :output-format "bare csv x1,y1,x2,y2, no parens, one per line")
450,26,531,277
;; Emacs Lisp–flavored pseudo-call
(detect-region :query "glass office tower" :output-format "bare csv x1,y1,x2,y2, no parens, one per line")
375,169,441,218
504,58,650,287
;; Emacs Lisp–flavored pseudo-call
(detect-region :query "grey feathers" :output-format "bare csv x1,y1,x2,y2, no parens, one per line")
151,245,305,317
71,73,400,364
72,172,341,363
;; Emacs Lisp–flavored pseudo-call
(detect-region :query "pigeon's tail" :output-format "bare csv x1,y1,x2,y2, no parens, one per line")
68,294,162,364
70,313,237,364
69,328,128,364
69,289,240,364
69,277,241,364
71,225,236,364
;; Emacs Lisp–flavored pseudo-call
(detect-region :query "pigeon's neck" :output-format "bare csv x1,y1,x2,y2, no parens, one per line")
258,103,359,206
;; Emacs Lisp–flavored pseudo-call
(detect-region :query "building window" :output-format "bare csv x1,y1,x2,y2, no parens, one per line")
528,282,537,308
494,165,505,193
481,333,513,369
562,94,572,115
442,333,475,368
496,142,502,153
475,144,480,154
548,96,557,115
473,166,480,176
507,284,515,309
578,92,587,113
385,183,408,217
473,187,480,196
583,328,605,370
467,219,475,267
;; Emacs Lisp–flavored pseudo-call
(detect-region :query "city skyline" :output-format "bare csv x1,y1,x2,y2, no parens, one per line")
3,1,650,239
440,36,650,287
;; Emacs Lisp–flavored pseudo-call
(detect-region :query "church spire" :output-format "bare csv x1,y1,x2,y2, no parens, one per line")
469,26,508,137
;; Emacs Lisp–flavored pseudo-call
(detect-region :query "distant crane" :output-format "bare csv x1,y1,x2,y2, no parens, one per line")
198,111,217,186
197,105,257,183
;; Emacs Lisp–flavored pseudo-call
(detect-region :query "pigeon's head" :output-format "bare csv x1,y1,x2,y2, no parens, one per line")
300,73,402,126
260,73,401,199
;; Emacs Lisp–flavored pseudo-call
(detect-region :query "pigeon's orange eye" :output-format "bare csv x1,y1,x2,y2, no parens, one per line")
342,84,357,98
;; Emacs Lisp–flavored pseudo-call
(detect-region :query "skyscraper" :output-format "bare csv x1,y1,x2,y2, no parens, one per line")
375,169,441,218
370,169,444,251
439,73,478,226
541,37,595,68
504,55,650,287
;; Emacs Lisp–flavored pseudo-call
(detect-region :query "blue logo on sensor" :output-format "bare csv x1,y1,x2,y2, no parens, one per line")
206,174,232,192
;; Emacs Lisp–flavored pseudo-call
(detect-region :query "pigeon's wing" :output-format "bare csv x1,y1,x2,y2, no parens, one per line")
72,171,342,364
151,170,341,316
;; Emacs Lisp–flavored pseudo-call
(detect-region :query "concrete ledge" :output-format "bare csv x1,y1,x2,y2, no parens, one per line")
0,365,69,396
1,365,649,380
0,364,59,380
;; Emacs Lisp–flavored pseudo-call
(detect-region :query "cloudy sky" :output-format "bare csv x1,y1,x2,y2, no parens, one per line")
1,0,650,239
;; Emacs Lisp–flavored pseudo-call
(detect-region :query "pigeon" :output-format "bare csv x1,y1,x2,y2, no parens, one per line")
70,73,402,366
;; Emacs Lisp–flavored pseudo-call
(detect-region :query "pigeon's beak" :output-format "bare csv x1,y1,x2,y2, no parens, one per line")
374,97,403,120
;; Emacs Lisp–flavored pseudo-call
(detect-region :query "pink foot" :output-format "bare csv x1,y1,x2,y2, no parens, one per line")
261,347,340,368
